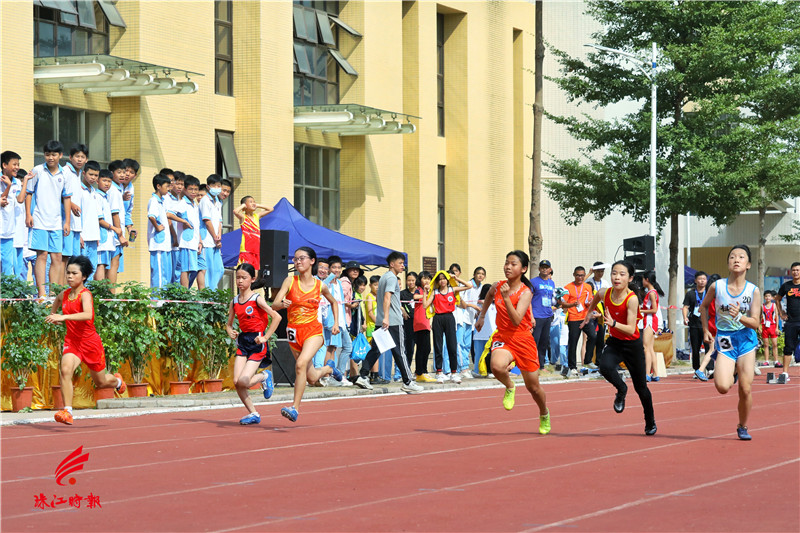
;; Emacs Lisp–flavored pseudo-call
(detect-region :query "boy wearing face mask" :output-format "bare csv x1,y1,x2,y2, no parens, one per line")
199,174,225,290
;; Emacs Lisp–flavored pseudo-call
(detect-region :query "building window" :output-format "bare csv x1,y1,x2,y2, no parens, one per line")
437,13,445,137
215,131,242,234
215,0,233,96
294,144,339,230
33,103,110,168
293,1,344,106
438,165,445,267
34,4,109,57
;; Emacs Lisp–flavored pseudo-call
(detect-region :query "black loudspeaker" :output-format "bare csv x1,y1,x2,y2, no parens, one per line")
259,230,289,288
271,339,296,385
623,235,656,271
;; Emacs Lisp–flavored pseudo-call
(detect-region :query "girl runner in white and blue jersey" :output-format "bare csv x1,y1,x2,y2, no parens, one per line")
699,244,761,441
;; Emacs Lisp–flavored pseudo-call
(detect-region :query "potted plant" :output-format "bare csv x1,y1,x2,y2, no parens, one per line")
156,284,204,394
195,288,235,392
0,276,54,411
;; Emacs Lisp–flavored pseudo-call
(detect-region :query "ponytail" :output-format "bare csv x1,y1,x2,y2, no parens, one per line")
644,270,665,296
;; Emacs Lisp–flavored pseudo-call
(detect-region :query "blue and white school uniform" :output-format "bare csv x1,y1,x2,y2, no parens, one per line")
147,193,172,288
0,177,22,276
108,184,125,271
714,278,759,360
96,190,116,266
199,194,223,289
122,182,134,228
79,182,101,278
61,163,82,257
177,196,201,273
26,164,71,253
12,179,28,279
165,193,182,282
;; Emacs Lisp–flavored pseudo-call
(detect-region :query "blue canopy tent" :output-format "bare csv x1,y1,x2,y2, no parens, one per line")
221,197,405,268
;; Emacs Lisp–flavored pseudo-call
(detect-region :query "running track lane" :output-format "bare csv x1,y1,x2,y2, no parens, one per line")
2,373,798,532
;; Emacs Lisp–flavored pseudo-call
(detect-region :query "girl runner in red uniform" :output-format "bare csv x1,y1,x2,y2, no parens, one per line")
271,247,342,422
476,250,551,435
581,260,657,436
47,255,125,425
640,270,665,382
226,263,282,425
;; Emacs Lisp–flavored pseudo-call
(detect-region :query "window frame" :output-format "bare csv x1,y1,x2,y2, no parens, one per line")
33,103,111,168
215,0,233,96
34,4,109,57
438,165,445,267
293,3,340,106
294,143,340,230
437,13,445,137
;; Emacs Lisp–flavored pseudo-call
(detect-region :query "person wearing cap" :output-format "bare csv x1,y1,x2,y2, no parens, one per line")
531,260,556,370
587,261,611,368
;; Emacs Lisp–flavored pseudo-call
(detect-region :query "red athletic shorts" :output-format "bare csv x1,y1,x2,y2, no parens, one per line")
490,333,540,372
762,325,778,339
286,322,323,353
63,334,106,372
238,252,260,270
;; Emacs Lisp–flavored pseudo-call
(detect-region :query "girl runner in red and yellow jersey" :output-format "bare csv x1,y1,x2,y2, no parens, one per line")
476,250,551,435
271,246,342,423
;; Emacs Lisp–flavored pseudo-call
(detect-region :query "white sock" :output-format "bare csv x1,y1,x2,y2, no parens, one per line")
65,406,73,413
116,378,122,389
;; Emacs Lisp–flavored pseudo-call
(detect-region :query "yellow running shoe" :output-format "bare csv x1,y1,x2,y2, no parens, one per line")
502,388,516,411
416,374,436,383
539,411,551,435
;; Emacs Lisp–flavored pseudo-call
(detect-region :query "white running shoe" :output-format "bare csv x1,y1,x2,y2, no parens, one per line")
754,366,762,376
451,372,462,384
355,376,373,390
401,381,424,394
461,369,474,379
436,373,448,384
781,372,791,382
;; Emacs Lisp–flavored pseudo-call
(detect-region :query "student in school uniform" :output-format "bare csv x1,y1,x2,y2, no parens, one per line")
105,160,128,284
147,173,173,288
95,170,120,281
199,174,225,290
25,140,72,297
121,158,138,243
1,151,24,277
176,176,203,288
77,161,102,280
61,144,88,271
164,171,185,284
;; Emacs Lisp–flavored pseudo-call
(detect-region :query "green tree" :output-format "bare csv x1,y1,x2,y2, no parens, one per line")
545,1,800,328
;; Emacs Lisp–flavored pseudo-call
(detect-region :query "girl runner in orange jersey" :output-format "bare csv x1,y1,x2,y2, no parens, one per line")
47,255,126,425
581,260,657,436
271,246,342,422
476,250,551,435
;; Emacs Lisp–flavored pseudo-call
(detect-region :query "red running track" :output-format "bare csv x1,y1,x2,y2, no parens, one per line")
2,372,799,532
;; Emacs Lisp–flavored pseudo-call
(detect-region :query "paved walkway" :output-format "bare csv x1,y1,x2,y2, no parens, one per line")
0,366,695,426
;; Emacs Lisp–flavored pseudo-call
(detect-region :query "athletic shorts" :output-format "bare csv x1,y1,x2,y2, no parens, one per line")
197,248,207,271
178,248,198,273
63,334,106,372
238,251,259,270
29,228,63,253
62,231,80,257
715,328,759,361
490,333,540,372
236,332,270,363
97,250,112,266
287,321,323,353
762,325,778,339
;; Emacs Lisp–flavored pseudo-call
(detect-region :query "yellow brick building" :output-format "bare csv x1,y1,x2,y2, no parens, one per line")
0,0,535,284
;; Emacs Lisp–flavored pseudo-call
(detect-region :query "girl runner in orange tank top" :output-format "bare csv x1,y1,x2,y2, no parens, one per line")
581,260,656,436
475,250,551,435
46,256,126,426
271,246,342,423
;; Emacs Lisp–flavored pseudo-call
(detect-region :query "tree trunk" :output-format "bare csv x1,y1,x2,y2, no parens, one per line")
758,204,766,289
528,0,544,263
668,212,679,332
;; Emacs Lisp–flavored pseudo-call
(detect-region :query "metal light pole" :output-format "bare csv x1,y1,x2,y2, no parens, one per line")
585,43,658,237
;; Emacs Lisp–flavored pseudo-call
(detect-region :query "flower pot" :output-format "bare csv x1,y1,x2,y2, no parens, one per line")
10,387,33,412
94,387,115,401
127,383,149,397
52,386,65,410
199,379,223,393
169,381,192,395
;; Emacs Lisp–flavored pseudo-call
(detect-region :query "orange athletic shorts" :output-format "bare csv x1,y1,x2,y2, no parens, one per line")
490,333,540,372
63,335,106,372
286,321,323,353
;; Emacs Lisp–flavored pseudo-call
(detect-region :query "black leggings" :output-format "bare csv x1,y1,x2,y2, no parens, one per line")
599,336,655,425
533,315,553,368
403,318,415,367
567,320,597,369
688,326,710,370
432,312,458,373
414,330,431,375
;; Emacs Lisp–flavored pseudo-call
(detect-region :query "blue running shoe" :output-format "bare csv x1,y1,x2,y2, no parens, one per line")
646,375,652,382
737,425,752,440
325,360,343,382
652,375,660,382
694,370,708,382
281,406,298,422
261,370,274,399
239,412,261,425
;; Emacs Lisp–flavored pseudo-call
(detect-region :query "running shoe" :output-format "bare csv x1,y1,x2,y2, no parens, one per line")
325,360,344,382
646,375,652,382
374,377,390,385
781,372,791,382
436,372,448,383
355,375,373,390
400,381,423,394
560,366,569,378
539,411,551,435
736,425,752,440
461,369,474,379
645,422,657,436
450,373,462,384
416,374,436,383
502,388,516,411
613,387,627,413
261,370,274,399
114,373,127,395
54,409,73,425
586,362,598,370
754,366,762,376
694,370,708,382
280,406,299,423
239,412,261,425
774,362,783,368
651,375,660,382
